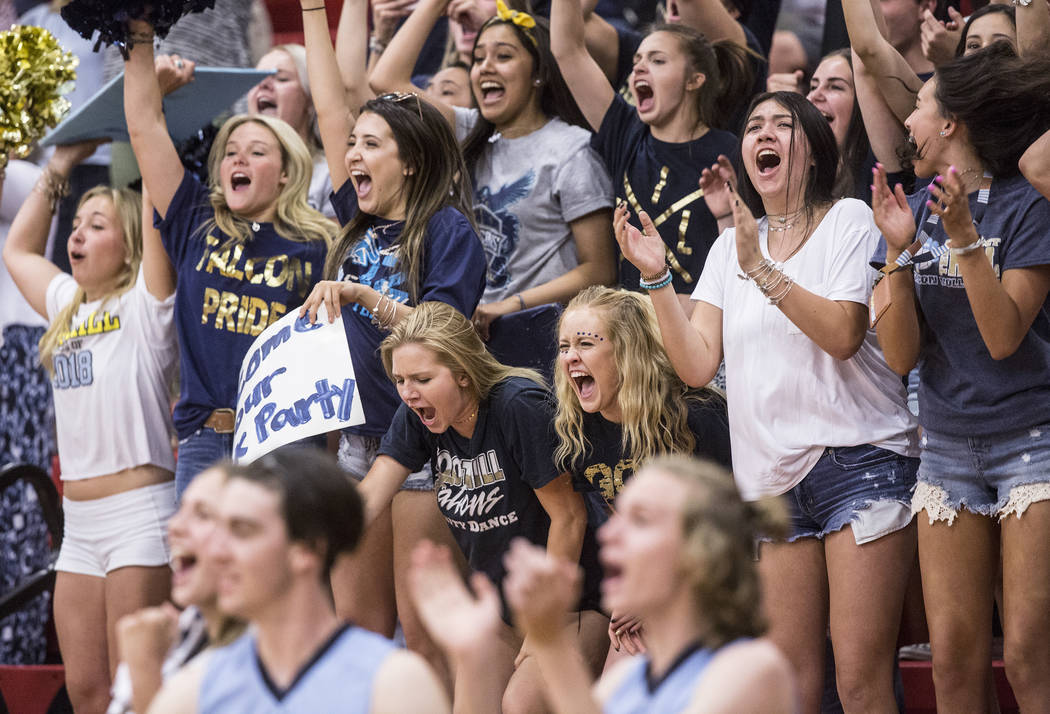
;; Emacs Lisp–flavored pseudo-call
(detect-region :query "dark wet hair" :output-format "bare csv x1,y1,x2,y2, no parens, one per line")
222,446,363,578
955,4,1015,57
736,91,839,219
934,42,1050,178
460,14,588,171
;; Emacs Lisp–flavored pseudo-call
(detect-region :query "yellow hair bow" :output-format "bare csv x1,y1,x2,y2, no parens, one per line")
495,0,536,31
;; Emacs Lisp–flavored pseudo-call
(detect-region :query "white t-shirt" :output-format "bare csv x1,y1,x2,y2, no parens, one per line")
692,199,918,500
45,272,178,480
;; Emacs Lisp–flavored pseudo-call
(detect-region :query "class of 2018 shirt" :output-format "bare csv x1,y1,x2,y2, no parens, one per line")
378,377,602,612
330,183,486,436
157,170,328,439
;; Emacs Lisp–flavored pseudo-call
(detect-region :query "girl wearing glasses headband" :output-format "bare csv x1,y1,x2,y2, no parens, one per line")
300,0,488,692
371,0,617,342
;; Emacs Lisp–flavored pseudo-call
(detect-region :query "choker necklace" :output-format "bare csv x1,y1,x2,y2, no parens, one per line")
766,207,805,233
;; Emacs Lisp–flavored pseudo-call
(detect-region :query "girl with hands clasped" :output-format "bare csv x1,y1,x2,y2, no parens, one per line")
871,45,1050,711
3,140,177,714
618,91,922,713
409,457,797,714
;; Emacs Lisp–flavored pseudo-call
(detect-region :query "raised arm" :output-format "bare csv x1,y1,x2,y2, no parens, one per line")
3,144,96,318
303,1,354,190
140,185,176,300
335,0,375,114
842,0,922,124
852,53,905,171
1020,129,1050,201
1017,0,1050,56
871,164,921,375
614,205,724,387
674,0,747,47
549,0,616,132
368,0,456,127
124,20,185,219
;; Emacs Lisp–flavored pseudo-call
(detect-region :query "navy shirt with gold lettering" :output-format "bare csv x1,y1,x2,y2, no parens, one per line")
592,96,738,294
157,170,327,438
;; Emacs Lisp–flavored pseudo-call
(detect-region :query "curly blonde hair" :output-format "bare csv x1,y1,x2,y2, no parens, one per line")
553,286,718,473
380,302,543,401
201,114,335,249
38,186,142,373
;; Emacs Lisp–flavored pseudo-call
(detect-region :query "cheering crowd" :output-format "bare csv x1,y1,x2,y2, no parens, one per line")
1,0,1050,710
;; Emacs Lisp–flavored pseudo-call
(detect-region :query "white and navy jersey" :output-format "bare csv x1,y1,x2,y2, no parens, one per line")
605,642,730,714
199,624,396,713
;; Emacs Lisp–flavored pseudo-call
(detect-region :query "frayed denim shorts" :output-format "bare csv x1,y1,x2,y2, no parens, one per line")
913,423,1050,524
338,432,435,491
781,444,919,545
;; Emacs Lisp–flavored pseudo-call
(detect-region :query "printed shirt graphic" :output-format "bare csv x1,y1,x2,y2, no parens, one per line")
572,398,732,520
453,108,615,304
331,183,486,435
592,96,738,294
157,170,327,438
378,378,602,615
45,272,177,479
901,174,1050,434
474,171,535,290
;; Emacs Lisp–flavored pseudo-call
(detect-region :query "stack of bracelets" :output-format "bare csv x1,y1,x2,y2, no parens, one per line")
639,265,673,291
370,287,400,329
737,258,795,306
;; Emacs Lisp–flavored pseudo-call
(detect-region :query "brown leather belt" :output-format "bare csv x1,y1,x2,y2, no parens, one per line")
203,408,236,434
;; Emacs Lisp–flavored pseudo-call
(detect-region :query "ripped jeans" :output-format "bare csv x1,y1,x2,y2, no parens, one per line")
913,423,1050,525
780,444,919,545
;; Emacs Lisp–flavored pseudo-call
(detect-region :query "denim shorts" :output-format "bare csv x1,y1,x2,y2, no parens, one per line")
914,423,1050,523
338,432,435,491
780,444,919,545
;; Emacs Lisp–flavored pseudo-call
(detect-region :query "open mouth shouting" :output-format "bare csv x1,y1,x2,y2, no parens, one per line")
755,148,782,175
633,80,654,114
479,80,505,106
254,95,278,115
230,171,252,191
171,548,199,589
569,368,597,402
350,169,372,199
413,405,438,428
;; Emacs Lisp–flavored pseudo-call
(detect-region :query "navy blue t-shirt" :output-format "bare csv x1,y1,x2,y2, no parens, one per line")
378,377,603,616
571,395,731,524
157,170,328,438
884,174,1050,434
592,96,738,294
330,182,486,436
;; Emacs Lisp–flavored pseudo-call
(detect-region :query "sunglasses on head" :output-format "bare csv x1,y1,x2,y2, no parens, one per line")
376,92,424,120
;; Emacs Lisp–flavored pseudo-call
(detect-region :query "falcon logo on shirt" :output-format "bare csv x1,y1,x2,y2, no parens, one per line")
473,171,535,289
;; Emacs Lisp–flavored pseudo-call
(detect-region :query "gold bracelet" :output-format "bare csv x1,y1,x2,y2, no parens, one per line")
34,167,71,213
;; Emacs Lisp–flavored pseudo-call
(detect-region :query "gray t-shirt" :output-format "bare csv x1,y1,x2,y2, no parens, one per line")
454,108,614,304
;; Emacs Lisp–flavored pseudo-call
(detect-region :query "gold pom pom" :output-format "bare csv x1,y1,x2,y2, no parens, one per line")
0,25,78,170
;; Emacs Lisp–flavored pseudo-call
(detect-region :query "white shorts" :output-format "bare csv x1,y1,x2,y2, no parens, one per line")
55,481,176,577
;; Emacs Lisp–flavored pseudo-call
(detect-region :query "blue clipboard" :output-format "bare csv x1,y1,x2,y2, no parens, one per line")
41,67,273,146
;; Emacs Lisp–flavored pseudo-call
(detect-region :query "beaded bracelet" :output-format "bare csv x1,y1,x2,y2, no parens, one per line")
640,263,669,282
640,270,673,291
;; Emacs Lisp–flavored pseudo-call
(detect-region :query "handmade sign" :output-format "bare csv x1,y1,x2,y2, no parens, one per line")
234,305,364,463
